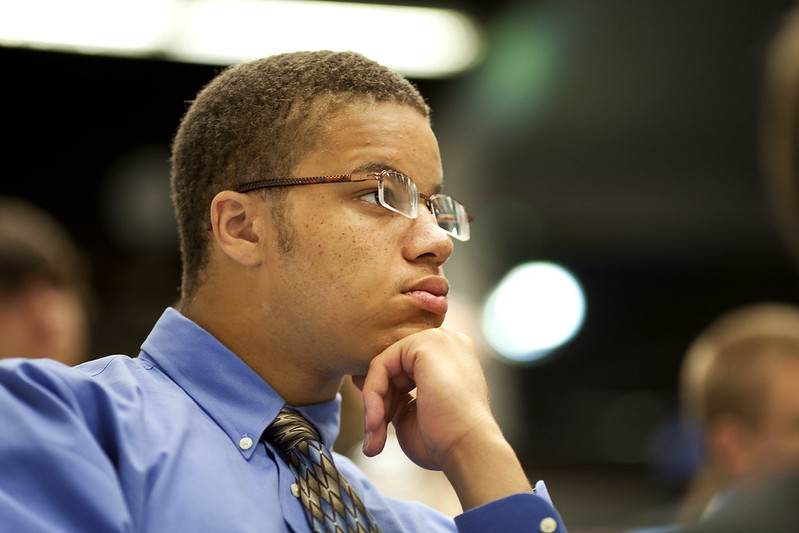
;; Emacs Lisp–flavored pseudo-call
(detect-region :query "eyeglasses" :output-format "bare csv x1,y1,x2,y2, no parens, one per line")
235,169,473,241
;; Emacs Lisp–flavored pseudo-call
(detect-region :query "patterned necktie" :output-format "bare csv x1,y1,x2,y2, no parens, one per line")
264,407,382,533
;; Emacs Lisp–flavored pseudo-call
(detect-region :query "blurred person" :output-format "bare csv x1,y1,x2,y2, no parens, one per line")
762,1,799,272
646,8,799,530
0,51,566,532
679,303,799,522
676,5,799,531
0,196,89,365
630,303,799,533
673,304,799,533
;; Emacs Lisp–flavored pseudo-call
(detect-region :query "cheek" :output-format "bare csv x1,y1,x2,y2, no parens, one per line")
312,231,395,284
756,420,799,461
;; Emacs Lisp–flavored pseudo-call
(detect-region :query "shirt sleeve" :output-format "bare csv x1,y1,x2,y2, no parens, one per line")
454,481,566,533
0,359,134,532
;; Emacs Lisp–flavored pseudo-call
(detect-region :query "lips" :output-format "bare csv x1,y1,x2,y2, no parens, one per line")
402,276,449,315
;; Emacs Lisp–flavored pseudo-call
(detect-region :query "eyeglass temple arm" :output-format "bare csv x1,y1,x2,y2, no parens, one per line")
235,175,355,193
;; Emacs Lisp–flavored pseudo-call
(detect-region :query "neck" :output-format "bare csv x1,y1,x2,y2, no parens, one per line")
182,285,345,406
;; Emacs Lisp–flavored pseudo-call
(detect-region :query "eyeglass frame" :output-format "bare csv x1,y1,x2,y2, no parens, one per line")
233,169,473,241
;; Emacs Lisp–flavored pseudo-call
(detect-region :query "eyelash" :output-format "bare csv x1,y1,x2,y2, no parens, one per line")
357,190,381,206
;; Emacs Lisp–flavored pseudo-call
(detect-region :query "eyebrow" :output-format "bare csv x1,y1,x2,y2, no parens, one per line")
352,162,444,195
352,162,400,174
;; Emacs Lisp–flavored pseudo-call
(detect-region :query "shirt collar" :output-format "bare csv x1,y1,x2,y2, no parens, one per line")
139,308,343,458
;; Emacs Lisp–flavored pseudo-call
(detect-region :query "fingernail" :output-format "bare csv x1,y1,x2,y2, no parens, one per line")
362,432,370,454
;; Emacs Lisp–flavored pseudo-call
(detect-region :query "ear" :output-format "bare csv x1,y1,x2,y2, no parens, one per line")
708,415,754,479
209,190,265,267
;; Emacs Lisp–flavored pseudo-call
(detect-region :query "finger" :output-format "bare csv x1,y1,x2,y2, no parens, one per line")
360,357,391,456
361,390,388,456
360,343,418,456
360,342,414,427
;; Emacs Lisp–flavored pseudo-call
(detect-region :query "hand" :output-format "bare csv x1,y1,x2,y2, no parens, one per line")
351,328,533,510
353,328,489,468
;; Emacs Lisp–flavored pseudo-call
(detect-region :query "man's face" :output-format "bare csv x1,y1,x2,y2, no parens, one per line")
254,101,454,378
745,356,799,477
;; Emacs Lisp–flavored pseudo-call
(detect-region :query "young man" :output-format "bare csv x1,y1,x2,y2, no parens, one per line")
0,52,565,532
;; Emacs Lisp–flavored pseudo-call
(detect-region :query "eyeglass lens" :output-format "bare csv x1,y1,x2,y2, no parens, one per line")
379,171,418,218
430,196,470,241
379,171,470,242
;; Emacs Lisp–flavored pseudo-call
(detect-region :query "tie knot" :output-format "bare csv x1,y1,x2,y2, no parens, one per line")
262,408,382,532
264,407,321,454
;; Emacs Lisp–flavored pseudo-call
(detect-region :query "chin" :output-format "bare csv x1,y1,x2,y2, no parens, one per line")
351,316,446,369
383,320,442,347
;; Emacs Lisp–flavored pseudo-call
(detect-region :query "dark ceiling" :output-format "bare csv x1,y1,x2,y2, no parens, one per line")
4,0,799,527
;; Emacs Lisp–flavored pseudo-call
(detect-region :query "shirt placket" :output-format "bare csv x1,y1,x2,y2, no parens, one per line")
266,441,315,532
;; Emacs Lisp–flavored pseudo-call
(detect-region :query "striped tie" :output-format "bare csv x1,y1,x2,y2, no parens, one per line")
264,407,382,533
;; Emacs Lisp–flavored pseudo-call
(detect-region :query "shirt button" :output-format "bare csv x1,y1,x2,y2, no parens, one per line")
539,517,557,532
239,437,253,450
291,483,301,498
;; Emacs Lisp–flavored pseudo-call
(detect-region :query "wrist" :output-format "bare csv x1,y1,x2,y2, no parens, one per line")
441,422,533,511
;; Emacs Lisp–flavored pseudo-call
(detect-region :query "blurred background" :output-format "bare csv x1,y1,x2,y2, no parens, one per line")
3,0,799,530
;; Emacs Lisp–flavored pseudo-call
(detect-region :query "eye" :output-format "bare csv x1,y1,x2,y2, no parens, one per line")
358,190,381,206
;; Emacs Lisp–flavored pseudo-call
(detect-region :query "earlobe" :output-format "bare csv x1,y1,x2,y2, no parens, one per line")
209,191,263,267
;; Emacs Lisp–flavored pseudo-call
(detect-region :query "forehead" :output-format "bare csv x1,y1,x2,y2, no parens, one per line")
297,100,443,191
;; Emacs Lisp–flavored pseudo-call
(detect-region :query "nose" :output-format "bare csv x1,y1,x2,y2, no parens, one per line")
403,204,454,267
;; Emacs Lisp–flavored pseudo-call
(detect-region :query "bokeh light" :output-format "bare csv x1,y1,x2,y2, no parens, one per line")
481,261,586,363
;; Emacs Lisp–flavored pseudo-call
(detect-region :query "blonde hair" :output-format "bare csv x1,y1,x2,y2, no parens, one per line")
681,302,799,427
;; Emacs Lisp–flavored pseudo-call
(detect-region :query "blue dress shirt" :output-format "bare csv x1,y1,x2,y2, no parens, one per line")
0,308,565,532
